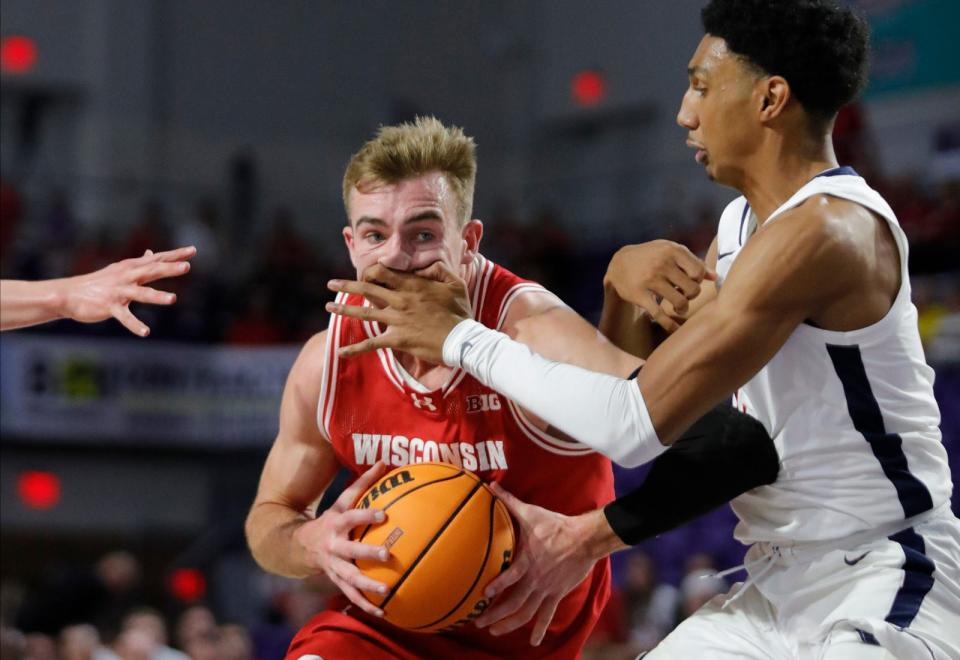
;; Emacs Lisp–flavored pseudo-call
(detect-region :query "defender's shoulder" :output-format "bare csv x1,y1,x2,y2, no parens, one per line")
774,194,881,256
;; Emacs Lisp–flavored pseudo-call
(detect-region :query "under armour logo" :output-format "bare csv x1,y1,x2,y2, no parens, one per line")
459,341,474,367
411,393,437,411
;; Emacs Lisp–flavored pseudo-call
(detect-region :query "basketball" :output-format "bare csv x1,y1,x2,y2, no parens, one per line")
349,462,515,633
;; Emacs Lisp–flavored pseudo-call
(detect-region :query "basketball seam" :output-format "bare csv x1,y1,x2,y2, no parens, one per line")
354,471,467,544
409,490,497,631
379,479,484,611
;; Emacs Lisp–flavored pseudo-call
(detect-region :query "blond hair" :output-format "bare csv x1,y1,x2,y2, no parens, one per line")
342,116,477,225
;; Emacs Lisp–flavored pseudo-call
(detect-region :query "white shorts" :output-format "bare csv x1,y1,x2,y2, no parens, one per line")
645,510,960,659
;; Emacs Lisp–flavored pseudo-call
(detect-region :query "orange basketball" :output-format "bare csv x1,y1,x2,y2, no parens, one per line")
350,462,515,633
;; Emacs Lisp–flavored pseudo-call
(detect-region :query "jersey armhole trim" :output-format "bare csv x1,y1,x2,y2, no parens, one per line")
316,293,345,443
506,397,595,456
495,283,552,331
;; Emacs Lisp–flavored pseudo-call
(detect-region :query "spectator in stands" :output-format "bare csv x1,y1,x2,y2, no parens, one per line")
1,626,26,660
218,624,254,660
173,605,217,654
23,632,57,660
59,624,103,660
622,551,680,652
108,608,188,660
679,569,728,620
15,551,143,640
180,628,219,660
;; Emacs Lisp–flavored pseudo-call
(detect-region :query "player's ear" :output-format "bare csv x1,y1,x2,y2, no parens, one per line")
460,219,483,265
759,75,790,123
343,224,359,269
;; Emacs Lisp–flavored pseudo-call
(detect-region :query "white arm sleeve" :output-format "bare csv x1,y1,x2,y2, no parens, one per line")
442,319,666,467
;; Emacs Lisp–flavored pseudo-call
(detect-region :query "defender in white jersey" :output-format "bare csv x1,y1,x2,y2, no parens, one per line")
717,171,953,546
650,169,960,660
326,1,959,658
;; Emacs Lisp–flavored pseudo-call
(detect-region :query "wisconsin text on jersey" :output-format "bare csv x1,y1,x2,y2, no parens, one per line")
351,433,508,472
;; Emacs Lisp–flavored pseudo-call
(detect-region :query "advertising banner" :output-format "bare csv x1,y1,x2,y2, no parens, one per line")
0,335,298,447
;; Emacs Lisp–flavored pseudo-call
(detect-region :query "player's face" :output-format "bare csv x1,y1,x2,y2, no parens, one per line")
677,36,764,186
343,172,482,281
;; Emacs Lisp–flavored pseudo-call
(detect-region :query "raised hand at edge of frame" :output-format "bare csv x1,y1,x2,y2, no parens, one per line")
60,246,198,336
0,245,197,336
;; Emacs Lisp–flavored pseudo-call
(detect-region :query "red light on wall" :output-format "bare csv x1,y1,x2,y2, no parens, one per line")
571,69,606,107
169,568,207,602
1,36,38,74
17,471,61,509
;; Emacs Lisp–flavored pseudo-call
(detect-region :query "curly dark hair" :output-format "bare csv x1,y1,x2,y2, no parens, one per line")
702,0,870,121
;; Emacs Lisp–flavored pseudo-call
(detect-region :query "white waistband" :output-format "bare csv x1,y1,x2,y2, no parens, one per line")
712,502,951,609
755,501,950,566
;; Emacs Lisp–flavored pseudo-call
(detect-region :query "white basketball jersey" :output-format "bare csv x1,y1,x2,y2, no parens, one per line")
714,167,953,544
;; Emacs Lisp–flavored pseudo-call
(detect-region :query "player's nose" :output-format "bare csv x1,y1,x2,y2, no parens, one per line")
377,240,412,271
676,94,698,130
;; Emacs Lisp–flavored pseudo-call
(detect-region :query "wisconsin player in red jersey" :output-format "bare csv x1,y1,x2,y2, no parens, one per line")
244,117,710,659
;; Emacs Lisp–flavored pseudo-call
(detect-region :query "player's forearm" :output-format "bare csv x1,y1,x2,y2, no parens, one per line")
245,502,314,578
603,404,778,545
574,508,631,562
0,279,68,330
443,320,667,467
598,284,661,359
638,299,799,444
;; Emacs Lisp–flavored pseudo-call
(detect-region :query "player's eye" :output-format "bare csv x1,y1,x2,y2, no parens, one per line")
365,232,385,243
415,231,436,242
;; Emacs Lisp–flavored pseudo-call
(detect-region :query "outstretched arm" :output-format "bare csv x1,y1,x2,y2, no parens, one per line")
0,246,196,336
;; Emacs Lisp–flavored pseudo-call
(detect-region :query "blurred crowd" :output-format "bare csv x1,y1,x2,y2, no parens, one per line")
584,551,731,660
1,550,333,660
0,544,733,660
1,160,957,352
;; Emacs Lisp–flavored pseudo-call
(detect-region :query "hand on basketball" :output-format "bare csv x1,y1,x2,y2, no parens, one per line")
59,246,197,336
326,262,472,363
604,240,716,333
475,483,600,646
293,461,391,617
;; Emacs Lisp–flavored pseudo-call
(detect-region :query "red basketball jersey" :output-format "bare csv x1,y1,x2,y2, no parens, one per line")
294,255,615,660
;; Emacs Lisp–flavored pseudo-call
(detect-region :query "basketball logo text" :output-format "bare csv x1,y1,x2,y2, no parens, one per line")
383,527,404,550
440,597,490,633
356,470,414,509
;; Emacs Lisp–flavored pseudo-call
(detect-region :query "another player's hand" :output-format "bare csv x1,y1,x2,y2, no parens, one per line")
292,461,391,617
58,246,197,336
475,483,602,646
326,262,472,363
604,240,716,333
